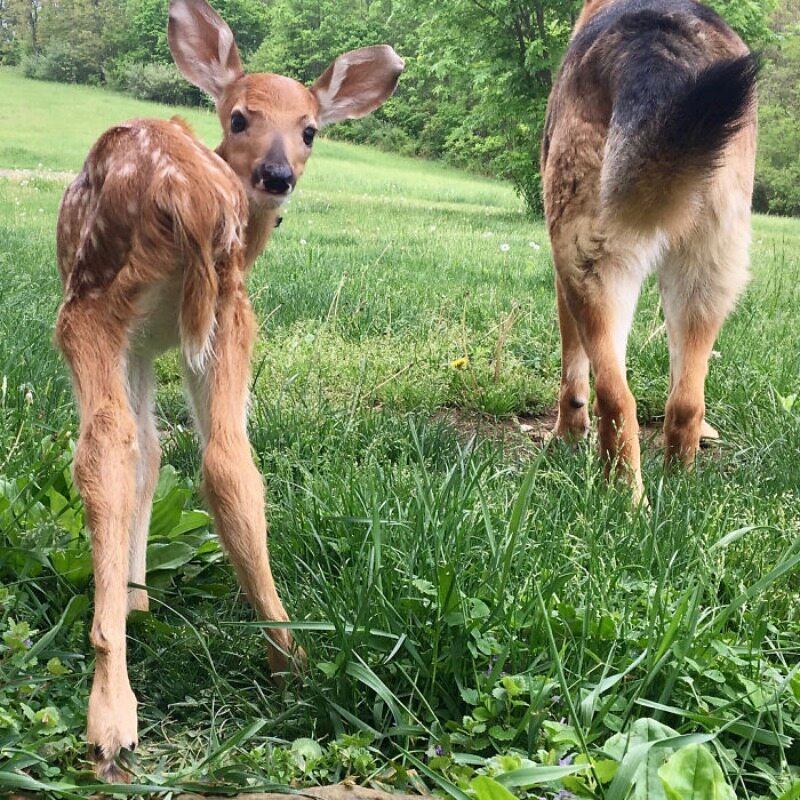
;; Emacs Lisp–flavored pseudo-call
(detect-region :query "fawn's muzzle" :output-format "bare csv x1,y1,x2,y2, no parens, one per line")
253,162,295,195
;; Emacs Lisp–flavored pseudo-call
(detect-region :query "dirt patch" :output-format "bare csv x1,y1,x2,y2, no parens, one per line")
432,407,555,462
433,407,721,459
433,407,556,445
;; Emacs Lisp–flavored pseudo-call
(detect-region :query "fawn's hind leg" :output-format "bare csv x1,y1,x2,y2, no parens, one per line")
182,270,300,675
126,354,160,613
57,302,139,782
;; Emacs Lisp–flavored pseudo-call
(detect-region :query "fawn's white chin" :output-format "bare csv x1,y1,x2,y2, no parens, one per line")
249,186,291,209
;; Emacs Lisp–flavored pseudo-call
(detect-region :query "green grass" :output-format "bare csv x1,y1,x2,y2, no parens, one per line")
1,70,799,799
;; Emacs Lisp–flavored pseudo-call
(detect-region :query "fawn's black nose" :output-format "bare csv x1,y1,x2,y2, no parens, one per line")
255,162,295,195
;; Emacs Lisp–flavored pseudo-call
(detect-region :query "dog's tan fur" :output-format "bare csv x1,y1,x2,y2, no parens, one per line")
542,0,757,500
55,0,402,780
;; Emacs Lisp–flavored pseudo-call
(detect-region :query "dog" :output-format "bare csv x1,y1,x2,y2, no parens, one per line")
541,0,758,501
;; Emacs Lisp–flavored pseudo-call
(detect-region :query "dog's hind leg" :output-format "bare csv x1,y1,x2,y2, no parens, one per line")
660,177,751,466
553,275,591,441
661,304,721,466
554,233,650,503
660,251,749,466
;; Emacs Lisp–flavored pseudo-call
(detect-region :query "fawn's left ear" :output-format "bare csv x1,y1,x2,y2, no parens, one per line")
311,45,405,127
168,0,244,104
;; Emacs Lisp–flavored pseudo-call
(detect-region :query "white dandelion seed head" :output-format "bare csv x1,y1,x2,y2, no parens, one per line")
500,243,510,253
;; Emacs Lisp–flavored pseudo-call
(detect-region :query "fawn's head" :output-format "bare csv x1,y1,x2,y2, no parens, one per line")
168,0,404,209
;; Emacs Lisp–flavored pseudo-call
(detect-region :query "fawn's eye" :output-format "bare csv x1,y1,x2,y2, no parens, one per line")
303,126,317,147
231,111,248,134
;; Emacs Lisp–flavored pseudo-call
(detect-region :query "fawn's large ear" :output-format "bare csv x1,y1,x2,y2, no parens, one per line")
168,0,244,103
311,46,405,127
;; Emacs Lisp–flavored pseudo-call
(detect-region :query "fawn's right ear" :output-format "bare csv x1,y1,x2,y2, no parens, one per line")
311,46,405,126
168,0,243,104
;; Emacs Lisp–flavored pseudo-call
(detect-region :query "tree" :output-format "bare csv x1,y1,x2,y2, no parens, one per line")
753,0,800,215
1,0,42,57
249,0,391,81
122,0,267,67
706,0,777,46
391,0,576,212
31,0,125,83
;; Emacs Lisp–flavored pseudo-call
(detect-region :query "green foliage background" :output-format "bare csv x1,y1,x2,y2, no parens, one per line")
1,0,797,215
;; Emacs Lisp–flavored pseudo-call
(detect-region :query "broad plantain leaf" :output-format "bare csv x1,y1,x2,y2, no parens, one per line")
658,744,736,800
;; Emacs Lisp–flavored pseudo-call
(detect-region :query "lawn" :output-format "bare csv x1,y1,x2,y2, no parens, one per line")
0,68,799,799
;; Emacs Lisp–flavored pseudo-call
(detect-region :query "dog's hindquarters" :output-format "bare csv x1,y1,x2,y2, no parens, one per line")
600,26,758,235
543,0,758,495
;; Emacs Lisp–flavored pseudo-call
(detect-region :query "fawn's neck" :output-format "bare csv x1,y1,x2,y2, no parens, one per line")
243,204,281,269
213,141,281,270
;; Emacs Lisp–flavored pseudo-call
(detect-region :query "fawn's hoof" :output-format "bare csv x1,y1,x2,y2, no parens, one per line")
87,681,138,783
267,628,306,679
90,742,136,784
127,587,150,613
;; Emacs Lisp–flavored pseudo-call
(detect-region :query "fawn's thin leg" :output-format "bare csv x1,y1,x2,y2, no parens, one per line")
183,273,298,674
57,304,138,782
127,355,160,613
553,275,591,440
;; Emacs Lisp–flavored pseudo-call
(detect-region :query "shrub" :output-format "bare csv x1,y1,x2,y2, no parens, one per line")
115,62,205,106
0,38,21,66
754,163,800,216
22,41,102,84
326,115,419,158
755,105,800,216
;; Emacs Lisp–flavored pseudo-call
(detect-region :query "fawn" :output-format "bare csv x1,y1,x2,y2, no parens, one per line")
55,0,403,781
542,0,757,502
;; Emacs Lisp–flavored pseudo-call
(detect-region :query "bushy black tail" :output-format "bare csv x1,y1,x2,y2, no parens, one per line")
662,54,760,166
601,52,759,229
